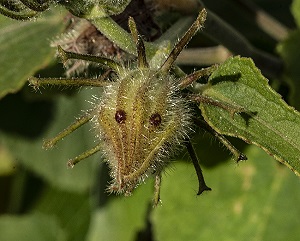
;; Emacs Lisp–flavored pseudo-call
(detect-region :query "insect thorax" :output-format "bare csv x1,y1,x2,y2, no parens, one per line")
94,68,192,194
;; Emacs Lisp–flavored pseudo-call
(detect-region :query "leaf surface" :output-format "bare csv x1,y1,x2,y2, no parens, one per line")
35,187,91,241
152,146,300,241
86,181,153,241
292,0,300,27
0,213,66,241
199,56,300,176
277,30,300,110
0,11,64,99
0,88,101,192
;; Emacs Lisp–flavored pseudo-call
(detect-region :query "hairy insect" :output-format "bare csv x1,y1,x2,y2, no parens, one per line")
29,8,246,204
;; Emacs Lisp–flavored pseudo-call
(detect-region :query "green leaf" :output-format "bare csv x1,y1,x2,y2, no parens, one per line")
277,29,300,110
34,186,91,241
0,212,67,241
292,0,300,27
199,56,300,176
152,146,300,241
90,13,197,67
86,180,153,241
0,11,64,99
0,144,15,176
96,0,132,16
0,88,100,192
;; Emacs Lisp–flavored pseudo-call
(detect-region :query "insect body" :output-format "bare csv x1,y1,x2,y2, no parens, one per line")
95,68,191,194
30,8,225,203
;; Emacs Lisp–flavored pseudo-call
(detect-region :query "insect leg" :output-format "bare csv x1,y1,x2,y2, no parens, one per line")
57,46,121,71
160,8,207,73
194,118,247,162
0,3,37,20
185,140,211,195
67,142,102,168
19,0,49,12
153,172,162,207
178,65,218,89
190,94,246,118
29,70,112,90
43,110,94,149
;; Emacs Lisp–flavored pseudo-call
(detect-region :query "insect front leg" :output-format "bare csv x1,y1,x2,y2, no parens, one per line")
185,140,212,195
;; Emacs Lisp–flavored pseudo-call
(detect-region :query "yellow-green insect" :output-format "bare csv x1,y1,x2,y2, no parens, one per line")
30,8,244,204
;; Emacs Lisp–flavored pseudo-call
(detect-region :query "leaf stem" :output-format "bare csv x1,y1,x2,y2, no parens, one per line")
89,15,137,55
88,9,206,66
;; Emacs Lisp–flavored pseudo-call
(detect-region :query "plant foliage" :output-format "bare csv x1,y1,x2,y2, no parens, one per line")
0,0,299,240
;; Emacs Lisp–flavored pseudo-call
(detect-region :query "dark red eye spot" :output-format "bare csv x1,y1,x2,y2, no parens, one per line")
149,113,161,127
115,110,126,124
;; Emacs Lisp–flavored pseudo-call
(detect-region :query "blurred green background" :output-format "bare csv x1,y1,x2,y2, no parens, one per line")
1,0,300,240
